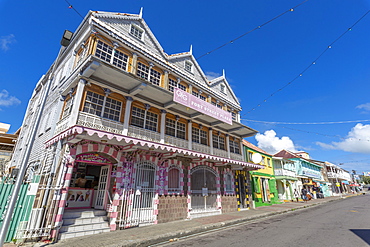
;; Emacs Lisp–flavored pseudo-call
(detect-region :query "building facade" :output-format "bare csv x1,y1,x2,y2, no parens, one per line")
243,140,279,207
9,10,263,242
0,123,19,177
272,156,298,201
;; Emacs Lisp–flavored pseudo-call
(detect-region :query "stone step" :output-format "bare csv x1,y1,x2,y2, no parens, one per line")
63,209,107,219
58,227,111,240
63,215,108,225
60,221,109,233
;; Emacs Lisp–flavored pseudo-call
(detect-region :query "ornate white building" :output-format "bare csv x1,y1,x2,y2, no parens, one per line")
10,10,263,241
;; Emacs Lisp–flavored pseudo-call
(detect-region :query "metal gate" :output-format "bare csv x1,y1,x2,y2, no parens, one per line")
118,162,156,228
190,166,220,217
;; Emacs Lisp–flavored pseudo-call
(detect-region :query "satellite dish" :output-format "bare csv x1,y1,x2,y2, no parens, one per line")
251,153,263,164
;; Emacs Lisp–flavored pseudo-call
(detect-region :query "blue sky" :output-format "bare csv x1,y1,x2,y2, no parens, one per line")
0,0,369,173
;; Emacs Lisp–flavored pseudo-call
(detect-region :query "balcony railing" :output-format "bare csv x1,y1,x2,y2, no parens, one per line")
213,148,228,159
274,169,296,177
192,142,210,154
127,125,161,143
54,112,242,161
164,135,188,149
230,152,243,161
77,112,124,134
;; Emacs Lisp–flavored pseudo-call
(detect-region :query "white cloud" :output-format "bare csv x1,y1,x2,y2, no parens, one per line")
0,90,21,107
205,71,221,81
255,129,298,154
356,103,370,113
317,123,370,154
0,34,16,51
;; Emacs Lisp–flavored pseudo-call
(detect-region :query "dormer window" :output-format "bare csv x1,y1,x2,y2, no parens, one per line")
220,84,226,94
130,24,144,40
185,61,192,73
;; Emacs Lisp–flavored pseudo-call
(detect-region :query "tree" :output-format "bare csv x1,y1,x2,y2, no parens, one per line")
361,176,370,184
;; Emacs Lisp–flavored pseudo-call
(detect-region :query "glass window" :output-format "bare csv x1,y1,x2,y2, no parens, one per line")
166,118,186,139
95,41,112,63
213,134,225,150
150,69,161,86
168,78,177,92
192,127,207,145
192,91,199,97
225,173,233,193
130,25,143,40
131,106,158,131
83,91,104,116
112,50,128,70
137,62,149,80
61,96,73,119
103,97,122,121
200,95,206,101
178,84,186,91
230,140,240,154
185,61,192,72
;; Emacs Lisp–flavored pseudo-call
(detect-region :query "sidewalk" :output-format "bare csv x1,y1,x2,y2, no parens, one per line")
5,193,364,247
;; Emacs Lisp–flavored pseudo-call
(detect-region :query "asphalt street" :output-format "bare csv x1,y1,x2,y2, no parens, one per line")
158,195,370,247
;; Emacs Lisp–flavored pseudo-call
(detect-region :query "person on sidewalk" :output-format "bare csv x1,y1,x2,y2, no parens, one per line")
301,187,308,202
294,189,300,202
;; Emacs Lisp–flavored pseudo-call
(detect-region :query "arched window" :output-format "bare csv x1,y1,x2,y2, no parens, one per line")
168,167,180,193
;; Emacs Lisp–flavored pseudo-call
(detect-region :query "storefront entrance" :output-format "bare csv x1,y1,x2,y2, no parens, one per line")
236,171,248,209
67,153,112,210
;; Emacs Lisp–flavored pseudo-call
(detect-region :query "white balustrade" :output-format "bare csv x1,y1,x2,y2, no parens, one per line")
230,152,243,161
213,148,228,158
274,169,296,177
164,135,188,149
192,142,210,154
127,125,161,142
77,112,124,134
55,115,71,134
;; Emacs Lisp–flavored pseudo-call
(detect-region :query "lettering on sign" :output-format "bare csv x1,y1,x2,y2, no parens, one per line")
173,88,232,125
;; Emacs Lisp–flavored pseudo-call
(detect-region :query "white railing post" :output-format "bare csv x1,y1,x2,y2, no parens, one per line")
160,110,166,143
188,120,192,150
123,96,133,135
209,128,213,155
226,135,230,159
68,78,86,126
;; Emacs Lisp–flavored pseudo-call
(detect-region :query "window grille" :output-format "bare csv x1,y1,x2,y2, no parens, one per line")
225,173,233,193
95,41,113,63
192,91,199,97
103,97,122,121
178,84,186,91
150,69,161,86
61,96,73,119
112,50,129,70
137,62,149,80
83,91,122,121
229,140,240,154
185,61,192,72
200,95,206,101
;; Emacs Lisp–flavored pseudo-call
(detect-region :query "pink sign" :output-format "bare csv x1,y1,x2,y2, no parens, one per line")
173,88,232,125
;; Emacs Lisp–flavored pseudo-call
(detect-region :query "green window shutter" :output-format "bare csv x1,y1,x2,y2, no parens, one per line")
268,179,277,193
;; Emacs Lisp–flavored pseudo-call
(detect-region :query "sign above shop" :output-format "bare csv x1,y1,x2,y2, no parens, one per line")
173,88,232,125
76,153,111,164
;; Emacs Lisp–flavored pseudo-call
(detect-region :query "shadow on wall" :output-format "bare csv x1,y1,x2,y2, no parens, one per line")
350,229,370,245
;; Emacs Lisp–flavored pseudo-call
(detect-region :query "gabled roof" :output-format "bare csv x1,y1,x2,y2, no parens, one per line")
209,71,240,107
243,140,271,156
91,10,167,60
274,150,322,168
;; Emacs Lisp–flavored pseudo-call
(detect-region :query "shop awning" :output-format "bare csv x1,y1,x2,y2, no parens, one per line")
342,181,349,185
45,126,264,169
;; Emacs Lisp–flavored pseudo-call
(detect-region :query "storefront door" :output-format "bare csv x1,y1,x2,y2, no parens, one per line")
95,165,110,210
237,173,247,209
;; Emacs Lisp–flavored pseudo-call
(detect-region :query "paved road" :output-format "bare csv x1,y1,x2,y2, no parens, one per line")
158,195,370,247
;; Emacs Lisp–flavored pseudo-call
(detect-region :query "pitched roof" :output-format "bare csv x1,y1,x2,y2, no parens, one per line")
242,140,271,156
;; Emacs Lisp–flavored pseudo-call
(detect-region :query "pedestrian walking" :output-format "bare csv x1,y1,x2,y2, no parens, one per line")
301,187,308,202
294,189,300,202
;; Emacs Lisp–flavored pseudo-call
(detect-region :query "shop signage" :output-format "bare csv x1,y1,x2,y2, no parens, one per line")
76,153,111,164
173,88,232,125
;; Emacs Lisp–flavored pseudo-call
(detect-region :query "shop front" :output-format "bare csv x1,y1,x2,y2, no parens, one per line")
66,153,113,210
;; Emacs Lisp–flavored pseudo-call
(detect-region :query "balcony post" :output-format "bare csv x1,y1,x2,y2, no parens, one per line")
68,78,86,126
209,128,213,155
240,139,245,161
188,120,192,150
163,70,169,90
160,110,166,143
122,96,133,135
131,53,138,75
226,134,230,159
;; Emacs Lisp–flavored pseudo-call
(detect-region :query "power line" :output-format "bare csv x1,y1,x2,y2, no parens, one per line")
244,9,370,115
241,119,370,125
64,0,84,19
197,0,310,60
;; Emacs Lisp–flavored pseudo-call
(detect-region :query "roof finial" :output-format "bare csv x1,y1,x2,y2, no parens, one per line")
222,69,225,78
139,7,143,18
189,45,193,55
